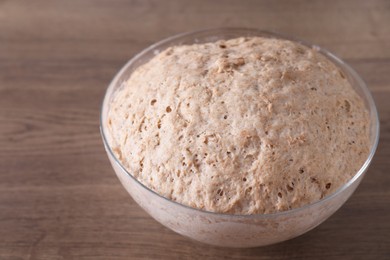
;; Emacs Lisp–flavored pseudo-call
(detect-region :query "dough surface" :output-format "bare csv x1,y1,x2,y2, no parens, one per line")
107,37,370,214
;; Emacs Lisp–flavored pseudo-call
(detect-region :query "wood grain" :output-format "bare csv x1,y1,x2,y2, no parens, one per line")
0,0,389,259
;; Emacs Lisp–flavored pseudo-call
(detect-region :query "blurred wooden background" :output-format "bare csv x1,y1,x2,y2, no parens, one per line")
0,0,389,259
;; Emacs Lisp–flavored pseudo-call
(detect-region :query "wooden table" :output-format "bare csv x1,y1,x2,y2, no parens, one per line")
1,0,389,259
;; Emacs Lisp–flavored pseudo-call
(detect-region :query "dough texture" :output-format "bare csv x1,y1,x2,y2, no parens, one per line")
107,37,370,214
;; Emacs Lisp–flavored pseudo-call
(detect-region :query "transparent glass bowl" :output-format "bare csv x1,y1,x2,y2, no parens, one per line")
100,28,379,248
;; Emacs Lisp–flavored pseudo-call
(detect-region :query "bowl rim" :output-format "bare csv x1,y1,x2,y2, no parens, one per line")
100,27,380,218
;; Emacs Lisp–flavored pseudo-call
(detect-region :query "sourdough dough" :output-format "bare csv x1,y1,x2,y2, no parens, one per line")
107,37,370,214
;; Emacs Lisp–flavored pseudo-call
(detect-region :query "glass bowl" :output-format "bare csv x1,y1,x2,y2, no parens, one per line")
100,28,379,248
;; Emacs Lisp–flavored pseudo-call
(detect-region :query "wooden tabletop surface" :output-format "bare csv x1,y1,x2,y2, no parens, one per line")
1,0,389,259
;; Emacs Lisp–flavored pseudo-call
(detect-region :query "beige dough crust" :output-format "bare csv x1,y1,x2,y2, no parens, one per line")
107,37,370,214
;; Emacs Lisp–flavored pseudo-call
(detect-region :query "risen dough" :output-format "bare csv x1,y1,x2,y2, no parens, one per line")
107,37,370,214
